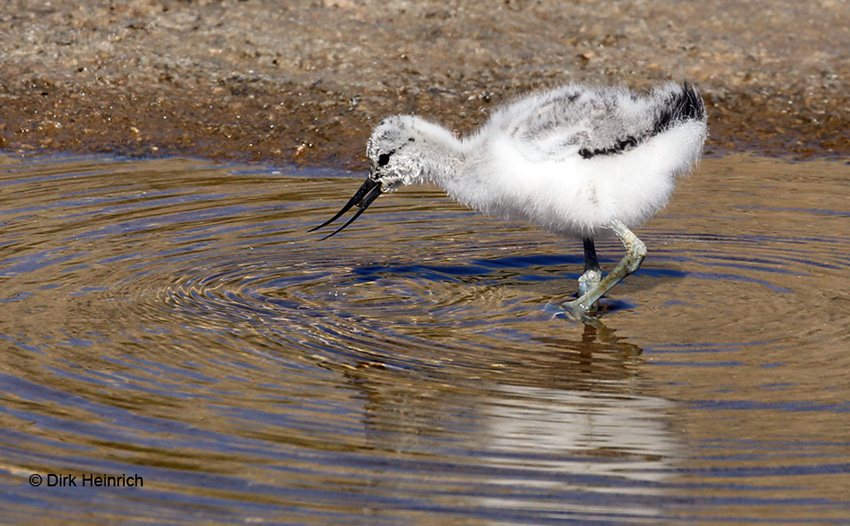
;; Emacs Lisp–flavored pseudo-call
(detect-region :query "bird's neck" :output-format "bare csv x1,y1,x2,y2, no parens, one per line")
416,131,495,213
411,124,468,189
420,146,466,189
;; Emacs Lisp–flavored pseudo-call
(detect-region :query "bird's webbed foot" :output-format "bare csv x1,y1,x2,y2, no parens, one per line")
560,295,600,320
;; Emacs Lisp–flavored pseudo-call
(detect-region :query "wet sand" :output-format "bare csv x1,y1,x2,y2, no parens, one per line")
1,0,847,167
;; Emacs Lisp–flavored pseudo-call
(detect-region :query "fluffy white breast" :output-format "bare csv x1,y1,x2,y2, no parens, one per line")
449,118,705,238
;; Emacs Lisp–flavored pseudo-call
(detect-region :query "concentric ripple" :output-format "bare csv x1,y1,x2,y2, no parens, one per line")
0,152,848,524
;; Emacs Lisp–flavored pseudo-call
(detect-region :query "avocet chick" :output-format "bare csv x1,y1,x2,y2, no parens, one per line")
311,81,707,317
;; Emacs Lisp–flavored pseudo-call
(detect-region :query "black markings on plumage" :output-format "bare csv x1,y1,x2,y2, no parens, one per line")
375,136,416,168
579,136,638,159
579,82,706,160
650,82,706,136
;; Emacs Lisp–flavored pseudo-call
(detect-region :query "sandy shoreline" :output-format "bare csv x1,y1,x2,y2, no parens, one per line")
1,0,847,168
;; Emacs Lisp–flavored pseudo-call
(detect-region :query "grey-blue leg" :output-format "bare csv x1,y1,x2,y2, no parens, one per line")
578,238,602,297
562,219,647,317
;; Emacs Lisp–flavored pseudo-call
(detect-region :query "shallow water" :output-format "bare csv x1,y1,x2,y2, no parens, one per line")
0,152,848,525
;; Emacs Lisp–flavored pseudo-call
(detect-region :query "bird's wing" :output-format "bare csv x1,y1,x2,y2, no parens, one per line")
507,83,705,162
505,89,592,163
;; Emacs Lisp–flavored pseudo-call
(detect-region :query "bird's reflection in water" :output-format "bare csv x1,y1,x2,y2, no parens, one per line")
543,312,643,355
329,317,676,522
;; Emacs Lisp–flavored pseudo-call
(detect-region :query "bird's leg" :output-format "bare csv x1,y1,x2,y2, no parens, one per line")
578,238,602,297
562,219,646,317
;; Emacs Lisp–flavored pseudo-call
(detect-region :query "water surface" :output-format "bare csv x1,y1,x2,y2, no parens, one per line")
0,153,848,524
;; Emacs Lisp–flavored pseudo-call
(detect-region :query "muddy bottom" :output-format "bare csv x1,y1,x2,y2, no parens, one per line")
1,153,848,524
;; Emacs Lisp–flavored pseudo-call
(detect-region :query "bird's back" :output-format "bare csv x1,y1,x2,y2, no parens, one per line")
485,82,706,164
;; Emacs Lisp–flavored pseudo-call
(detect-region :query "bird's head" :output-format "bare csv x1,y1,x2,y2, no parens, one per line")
310,116,428,239
366,115,428,192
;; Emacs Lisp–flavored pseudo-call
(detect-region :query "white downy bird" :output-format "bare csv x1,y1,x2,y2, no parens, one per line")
311,81,708,317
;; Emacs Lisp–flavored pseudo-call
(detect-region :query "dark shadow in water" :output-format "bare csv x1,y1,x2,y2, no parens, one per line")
351,253,682,306
353,253,682,282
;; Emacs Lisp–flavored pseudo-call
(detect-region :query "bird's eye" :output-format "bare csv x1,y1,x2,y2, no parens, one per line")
377,153,391,167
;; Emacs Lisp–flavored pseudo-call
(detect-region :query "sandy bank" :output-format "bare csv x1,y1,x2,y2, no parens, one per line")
1,0,847,167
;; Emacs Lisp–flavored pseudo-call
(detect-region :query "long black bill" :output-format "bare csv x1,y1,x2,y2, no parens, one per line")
309,177,383,240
